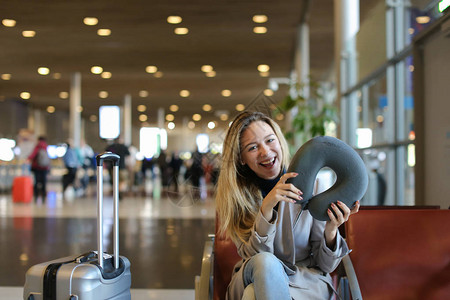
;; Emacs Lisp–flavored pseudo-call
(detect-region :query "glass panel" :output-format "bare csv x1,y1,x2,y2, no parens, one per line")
404,56,415,141
358,147,391,206
357,74,389,146
357,0,387,81
404,144,415,205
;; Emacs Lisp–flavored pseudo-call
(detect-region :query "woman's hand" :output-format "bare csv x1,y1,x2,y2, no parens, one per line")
260,172,303,222
324,200,360,249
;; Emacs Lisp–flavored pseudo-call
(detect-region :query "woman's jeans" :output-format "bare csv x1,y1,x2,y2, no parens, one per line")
242,252,291,300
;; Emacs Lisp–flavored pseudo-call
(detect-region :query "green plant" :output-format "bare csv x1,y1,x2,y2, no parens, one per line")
274,80,338,150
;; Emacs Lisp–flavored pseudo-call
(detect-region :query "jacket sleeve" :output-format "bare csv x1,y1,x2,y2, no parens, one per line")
309,218,350,273
235,209,278,259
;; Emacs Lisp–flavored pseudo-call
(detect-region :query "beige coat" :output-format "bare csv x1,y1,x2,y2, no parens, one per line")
226,201,349,300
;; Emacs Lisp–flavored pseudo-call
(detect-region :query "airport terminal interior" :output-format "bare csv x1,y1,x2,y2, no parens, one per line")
1,0,450,299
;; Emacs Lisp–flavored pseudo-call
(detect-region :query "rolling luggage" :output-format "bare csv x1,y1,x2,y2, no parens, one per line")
12,175,33,203
23,152,131,300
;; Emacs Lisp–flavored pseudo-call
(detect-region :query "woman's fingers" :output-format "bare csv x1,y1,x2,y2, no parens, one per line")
350,200,360,215
278,172,298,184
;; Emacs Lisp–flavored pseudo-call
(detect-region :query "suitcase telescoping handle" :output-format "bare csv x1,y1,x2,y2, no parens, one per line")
96,152,120,270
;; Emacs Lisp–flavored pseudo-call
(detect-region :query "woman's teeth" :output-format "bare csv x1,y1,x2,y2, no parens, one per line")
260,158,275,167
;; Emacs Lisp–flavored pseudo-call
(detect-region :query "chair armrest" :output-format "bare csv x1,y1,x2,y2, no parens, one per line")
342,254,363,300
195,236,214,300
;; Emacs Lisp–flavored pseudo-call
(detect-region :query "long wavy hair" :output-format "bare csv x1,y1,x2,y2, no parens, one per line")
216,111,290,244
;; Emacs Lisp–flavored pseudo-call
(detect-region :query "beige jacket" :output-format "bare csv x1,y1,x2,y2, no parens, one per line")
226,201,349,300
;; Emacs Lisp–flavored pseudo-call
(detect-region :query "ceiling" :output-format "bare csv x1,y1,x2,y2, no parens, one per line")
0,0,377,130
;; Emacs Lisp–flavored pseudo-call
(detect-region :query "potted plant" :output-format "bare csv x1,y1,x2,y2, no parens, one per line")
274,79,339,152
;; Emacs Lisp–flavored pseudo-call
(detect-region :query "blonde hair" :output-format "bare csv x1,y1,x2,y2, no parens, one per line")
216,111,290,244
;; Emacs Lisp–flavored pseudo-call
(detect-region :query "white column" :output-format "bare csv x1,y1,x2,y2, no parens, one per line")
334,0,359,146
123,94,132,145
157,107,164,129
70,72,82,148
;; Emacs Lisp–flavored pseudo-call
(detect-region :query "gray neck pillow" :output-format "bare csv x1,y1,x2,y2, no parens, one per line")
286,136,368,221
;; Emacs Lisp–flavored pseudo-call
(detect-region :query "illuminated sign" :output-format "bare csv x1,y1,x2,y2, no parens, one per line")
99,106,121,139
439,0,450,12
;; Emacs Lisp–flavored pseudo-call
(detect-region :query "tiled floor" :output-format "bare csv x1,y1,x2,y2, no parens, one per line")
0,177,216,299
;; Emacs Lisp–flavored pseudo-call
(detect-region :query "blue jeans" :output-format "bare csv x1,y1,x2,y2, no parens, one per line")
242,252,291,300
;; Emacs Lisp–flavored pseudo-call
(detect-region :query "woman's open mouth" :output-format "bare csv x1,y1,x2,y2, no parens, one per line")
259,157,276,168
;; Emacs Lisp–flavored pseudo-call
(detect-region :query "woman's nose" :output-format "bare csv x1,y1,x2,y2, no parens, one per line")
259,144,270,157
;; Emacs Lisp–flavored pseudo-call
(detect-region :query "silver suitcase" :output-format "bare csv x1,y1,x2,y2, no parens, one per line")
24,152,132,300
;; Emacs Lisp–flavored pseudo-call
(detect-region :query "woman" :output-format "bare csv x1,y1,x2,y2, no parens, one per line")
28,136,50,202
216,111,360,300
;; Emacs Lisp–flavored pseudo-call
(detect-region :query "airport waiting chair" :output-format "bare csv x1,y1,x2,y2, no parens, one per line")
195,219,241,300
195,208,449,300
342,209,450,300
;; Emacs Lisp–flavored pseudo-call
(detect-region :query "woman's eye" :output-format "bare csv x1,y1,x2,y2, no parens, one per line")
267,138,275,143
248,146,257,151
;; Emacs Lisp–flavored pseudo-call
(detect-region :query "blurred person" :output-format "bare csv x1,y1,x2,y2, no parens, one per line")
168,151,183,193
28,136,50,202
62,142,81,196
78,140,95,194
105,138,130,196
157,149,170,192
189,148,204,200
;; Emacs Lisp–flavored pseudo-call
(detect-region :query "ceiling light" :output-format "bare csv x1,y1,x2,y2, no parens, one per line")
1,74,11,80
59,92,69,99
169,104,179,112
37,67,50,75
167,16,182,24
180,90,190,97
90,115,98,122
416,16,430,24
207,121,216,129
97,29,111,36
99,91,108,98
22,31,36,37
260,72,270,77
174,27,189,35
139,114,148,122
101,72,112,79
188,121,195,129
408,28,415,35
221,89,232,97
253,27,267,34
253,15,268,23
20,92,31,100
257,64,270,72
235,104,245,111
77,106,84,112
145,66,158,73
168,122,176,130
206,71,216,77
192,114,202,121
83,17,98,26
91,66,103,74
220,114,229,121
47,106,55,113
139,90,149,97
202,104,212,112
52,73,62,79
137,105,147,112
264,89,274,96
201,65,213,72
2,19,16,27
166,114,175,121
154,71,163,78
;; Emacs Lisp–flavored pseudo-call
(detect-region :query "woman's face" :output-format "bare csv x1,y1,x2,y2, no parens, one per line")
240,121,283,180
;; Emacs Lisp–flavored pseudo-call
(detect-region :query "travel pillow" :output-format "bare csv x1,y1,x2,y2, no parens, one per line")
286,136,368,221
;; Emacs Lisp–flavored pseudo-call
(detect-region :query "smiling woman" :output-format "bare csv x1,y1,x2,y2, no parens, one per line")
216,111,360,300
